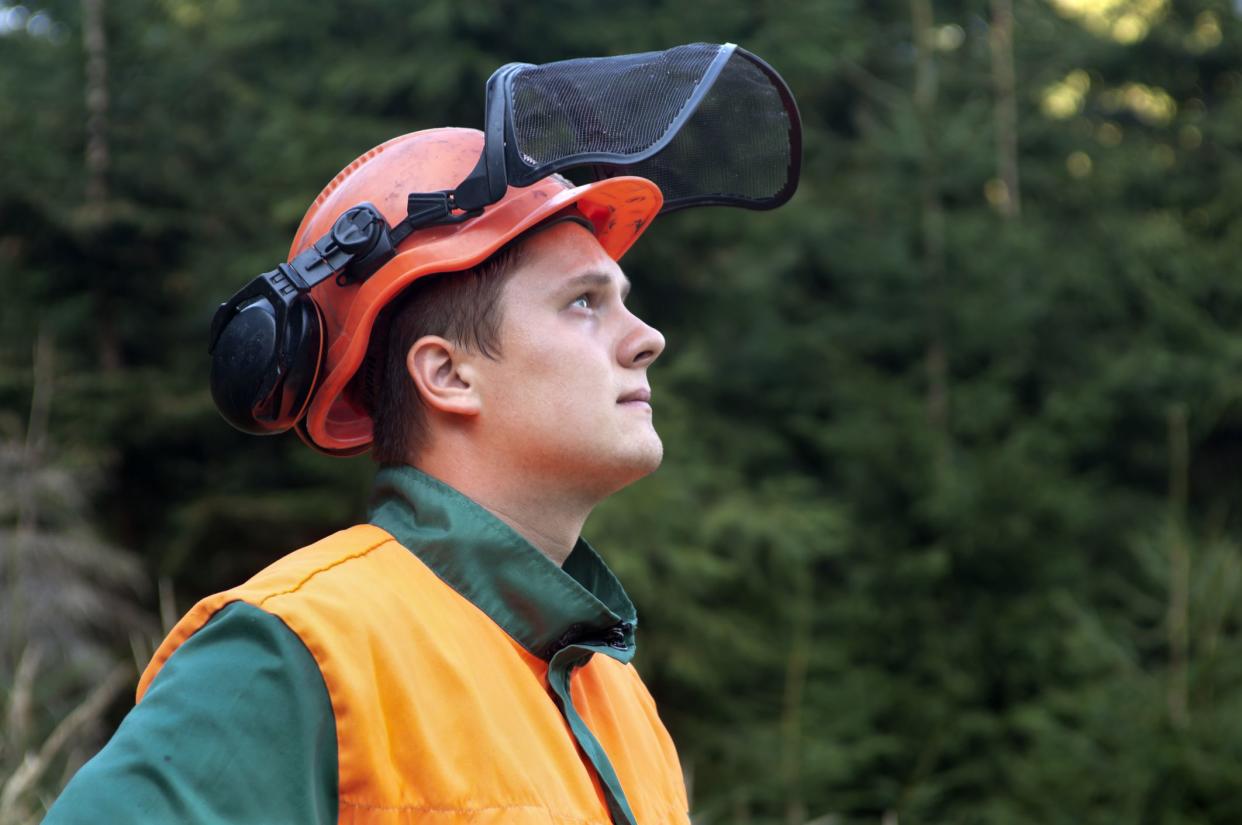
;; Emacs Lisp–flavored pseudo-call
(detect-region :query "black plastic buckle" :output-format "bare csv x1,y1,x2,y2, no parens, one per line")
406,192,454,226
390,192,484,246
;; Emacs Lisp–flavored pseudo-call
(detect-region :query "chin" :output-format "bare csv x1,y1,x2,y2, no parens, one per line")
556,438,662,500
633,438,665,476
607,437,665,489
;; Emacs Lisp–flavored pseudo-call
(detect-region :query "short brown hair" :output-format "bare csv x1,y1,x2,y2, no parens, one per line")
366,240,526,466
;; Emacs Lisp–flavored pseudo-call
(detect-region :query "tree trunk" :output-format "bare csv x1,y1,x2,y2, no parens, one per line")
910,0,951,467
82,0,121,371
989,0,1021,218
6,331,54,664
83,0,109,206
781,566,812,825
1166,404,1190,729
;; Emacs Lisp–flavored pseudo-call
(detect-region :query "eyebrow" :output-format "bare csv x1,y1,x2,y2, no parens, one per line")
561,271,631,300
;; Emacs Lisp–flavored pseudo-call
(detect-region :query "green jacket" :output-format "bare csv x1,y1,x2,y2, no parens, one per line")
43,466,671,825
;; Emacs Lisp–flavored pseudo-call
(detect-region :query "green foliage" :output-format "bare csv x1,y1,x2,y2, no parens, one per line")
4,0,1242,822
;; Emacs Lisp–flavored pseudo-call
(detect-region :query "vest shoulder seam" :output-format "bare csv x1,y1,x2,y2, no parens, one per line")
254,534,394,609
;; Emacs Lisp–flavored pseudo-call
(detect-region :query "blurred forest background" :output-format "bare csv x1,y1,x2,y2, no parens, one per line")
3,0,1242,823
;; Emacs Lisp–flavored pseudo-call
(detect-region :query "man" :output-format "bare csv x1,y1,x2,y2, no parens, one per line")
44,44,800,825
44,127,685,825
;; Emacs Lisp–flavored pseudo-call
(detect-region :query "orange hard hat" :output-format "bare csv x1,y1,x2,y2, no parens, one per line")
289,127,662,455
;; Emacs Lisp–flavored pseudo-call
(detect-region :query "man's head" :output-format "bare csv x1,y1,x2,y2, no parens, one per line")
371,218,665,498
281,128,663,456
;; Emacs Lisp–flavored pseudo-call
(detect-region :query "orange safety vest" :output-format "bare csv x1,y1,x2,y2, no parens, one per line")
137,524,690,825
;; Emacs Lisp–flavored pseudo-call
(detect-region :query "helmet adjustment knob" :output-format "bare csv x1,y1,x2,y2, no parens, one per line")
332,205,383,253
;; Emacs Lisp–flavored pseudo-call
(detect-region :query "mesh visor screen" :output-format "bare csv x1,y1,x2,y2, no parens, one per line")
502,43,800,212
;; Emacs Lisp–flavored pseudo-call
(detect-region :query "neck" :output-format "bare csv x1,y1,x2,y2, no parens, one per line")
413,449,598,567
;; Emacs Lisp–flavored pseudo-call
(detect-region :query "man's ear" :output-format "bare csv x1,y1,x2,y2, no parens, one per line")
406,336,482,417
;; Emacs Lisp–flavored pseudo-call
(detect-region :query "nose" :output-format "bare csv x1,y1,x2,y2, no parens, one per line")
618,309,665,369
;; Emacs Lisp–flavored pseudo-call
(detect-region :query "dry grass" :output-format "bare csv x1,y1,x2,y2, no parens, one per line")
1,334,153,824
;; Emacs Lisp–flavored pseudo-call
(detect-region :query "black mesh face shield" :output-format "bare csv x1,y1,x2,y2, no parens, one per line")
397,42,802,231
451,42,801,214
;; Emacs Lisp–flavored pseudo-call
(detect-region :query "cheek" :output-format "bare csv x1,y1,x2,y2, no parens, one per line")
495,324,613,415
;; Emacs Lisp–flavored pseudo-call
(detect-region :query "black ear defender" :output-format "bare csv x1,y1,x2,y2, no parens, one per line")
208,193,484,436
208,203,395,435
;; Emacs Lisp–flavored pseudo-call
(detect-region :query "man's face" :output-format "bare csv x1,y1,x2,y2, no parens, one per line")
473,221,666,497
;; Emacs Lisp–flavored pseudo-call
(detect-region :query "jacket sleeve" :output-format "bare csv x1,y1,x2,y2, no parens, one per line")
41,601,338,824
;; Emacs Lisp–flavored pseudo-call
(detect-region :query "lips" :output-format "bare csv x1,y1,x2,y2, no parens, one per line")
617,388,652,404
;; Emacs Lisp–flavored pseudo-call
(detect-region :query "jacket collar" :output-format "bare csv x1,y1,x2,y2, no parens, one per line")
367,465,636,661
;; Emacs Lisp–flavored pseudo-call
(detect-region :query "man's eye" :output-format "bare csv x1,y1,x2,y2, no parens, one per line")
570,294,592,309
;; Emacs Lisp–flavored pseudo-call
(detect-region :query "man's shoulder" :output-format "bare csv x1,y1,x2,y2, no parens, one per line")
138,524,405,700
233,523,398,607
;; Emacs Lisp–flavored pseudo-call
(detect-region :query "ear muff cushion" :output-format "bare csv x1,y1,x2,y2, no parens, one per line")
210,297,323,435
293,416,369,457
